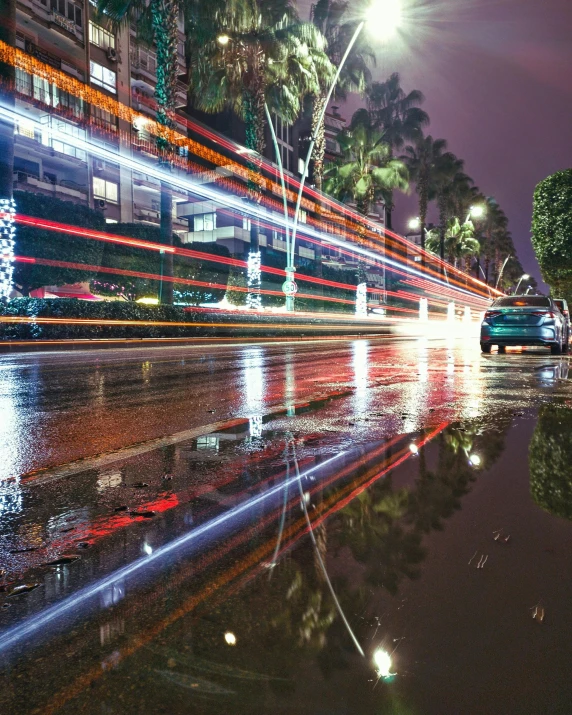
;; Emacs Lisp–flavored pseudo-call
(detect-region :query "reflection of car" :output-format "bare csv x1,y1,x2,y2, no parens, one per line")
480,295,566,355
553,299,570,349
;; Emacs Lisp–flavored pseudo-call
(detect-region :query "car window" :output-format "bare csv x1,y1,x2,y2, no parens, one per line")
492,296,551,307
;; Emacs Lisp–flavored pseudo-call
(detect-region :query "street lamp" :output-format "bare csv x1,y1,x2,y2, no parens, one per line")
284,0,404,311
408,217,420,231
514,273,530,295
467,205,484,222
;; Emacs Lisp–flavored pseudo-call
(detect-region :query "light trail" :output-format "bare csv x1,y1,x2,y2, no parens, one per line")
0,451,347,654
0,103,495,308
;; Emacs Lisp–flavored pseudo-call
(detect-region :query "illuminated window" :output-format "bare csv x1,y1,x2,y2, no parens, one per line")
40,117,86,160
194,212,216,231
242,217,251,231
90,61,116,93
89,22,115,50
16,118,36,139
93,177,118,203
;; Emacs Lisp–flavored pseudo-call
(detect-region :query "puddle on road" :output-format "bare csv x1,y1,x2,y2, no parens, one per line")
2,404,572,714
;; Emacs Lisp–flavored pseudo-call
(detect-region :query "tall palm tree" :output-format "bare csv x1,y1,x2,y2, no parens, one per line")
309,0,373,192
366,73,429,151
97,0,190,304
0,0,15,202
401,135,448,251
191,2,328,158
434,154,464,261
323,112,409,216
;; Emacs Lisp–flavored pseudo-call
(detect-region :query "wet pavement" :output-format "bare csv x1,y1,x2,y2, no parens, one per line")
1,338,572,713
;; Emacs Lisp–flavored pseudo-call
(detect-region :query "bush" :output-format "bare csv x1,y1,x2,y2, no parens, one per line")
531,170,572,301
529,405,572,521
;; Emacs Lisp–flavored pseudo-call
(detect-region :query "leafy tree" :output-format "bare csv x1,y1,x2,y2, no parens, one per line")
529,405,572,521
11,192,106,294
366,73,429,152
532,169,572,301
323,110,409,216
401,135,448,251
191,1,328,158
309,0,372,191
426,217,480,268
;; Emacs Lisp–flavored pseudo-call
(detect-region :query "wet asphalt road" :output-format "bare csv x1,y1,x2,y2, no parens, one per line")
2,337,572,714
0,336,571,480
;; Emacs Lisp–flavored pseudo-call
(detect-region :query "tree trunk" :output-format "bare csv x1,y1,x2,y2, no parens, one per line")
438,194,447,263
311,94,327,192
0,0,15,201
160,182,174,304
151,0,179,304
418,174,428,252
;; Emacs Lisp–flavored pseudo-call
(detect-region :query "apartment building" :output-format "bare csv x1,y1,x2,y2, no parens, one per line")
12,0,190,234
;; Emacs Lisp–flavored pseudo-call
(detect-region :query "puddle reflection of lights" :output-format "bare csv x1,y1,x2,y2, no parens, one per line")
249,415,263,438
143,542,153,555
0,451,347,654
224,631,237,646
373,648,395,679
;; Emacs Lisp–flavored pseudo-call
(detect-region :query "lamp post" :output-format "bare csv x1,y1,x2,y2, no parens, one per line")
514,273,530,295
284,0,403,311
495,255,511,290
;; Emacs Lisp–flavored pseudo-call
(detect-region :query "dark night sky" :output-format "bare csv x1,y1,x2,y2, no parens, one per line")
301,0,572,289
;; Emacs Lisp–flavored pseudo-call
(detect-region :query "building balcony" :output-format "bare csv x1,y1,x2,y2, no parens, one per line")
14,171,88,201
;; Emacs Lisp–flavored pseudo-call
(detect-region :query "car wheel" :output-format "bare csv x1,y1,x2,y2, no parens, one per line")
551,342,562,355
498,346,506,354
481,343,491,354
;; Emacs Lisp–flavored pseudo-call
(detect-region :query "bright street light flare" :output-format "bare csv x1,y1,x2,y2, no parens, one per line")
470,205,485,219
217,34,230,46
408,217,421,231
365,0,403,39
224,631,237,646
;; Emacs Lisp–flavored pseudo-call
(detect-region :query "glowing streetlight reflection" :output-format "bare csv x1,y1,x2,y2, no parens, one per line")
373,648,394,678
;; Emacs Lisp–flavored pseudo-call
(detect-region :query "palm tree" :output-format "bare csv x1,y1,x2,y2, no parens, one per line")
97,0,190,304
323,111,409,217
434,153,464,261
309,0,373,192
401,135,448,251
366,73,429,151
191,2,328,158
426,217,480,268
0,0,15,202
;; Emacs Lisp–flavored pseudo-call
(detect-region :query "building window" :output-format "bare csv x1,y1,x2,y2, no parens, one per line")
242,217,251,231
50,0,82,27
89,22,115,50
40,117,87,161
53,86,84,117
93,177,118,203
16,118,36,140
194,213,216,232
92,106,117,132
90,61,116,93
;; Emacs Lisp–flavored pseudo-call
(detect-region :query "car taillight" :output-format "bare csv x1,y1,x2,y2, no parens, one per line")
531,311,556,318
484,311,501,319
564,310,569,317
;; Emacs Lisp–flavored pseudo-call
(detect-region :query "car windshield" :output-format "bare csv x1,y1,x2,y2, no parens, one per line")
492,296,551,308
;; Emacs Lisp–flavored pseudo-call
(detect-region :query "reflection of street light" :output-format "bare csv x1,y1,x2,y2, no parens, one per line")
373,648,394,678
284,0,404,311
514,273,530,294
409,443,419,454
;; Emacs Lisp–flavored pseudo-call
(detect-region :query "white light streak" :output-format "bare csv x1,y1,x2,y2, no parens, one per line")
355,282,368,318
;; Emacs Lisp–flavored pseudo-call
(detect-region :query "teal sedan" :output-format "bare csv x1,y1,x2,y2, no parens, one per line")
480,295,567,354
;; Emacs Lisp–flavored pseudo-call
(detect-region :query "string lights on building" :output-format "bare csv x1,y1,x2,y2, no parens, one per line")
355,282,368,318
0,198,16,299
246,251,262,310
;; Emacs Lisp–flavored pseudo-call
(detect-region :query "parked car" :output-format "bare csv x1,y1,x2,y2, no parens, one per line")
553,299,570,348
480,295,567,354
